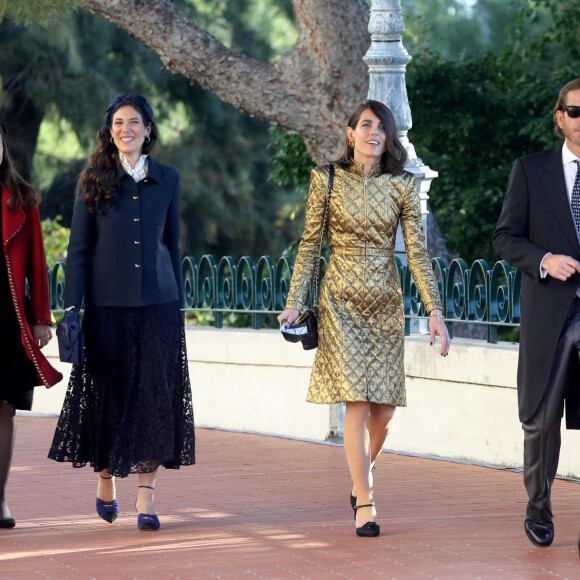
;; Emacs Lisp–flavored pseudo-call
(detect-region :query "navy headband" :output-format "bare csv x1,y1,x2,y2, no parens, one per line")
104,93,154,128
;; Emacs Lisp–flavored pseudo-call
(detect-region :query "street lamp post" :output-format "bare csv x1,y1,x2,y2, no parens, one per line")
363,0,437,262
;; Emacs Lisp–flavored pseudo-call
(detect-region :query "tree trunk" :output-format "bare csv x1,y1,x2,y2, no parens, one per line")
82,0,371,163
427,203,451,264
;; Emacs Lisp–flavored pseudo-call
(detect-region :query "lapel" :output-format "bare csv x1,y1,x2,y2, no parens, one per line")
146,157,163,183
117,157,163,186
1,187,26,247
538,146,580,251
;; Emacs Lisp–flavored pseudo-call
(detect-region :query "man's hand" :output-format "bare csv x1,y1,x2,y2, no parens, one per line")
541,254,580,281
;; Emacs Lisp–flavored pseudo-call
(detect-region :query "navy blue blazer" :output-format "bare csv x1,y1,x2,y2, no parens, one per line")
64,157,184,309
493,145,580,428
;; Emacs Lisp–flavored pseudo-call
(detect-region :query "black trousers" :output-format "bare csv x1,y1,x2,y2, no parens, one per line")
522,298,580,521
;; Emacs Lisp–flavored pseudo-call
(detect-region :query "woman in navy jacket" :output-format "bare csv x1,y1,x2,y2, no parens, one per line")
49,94,195,531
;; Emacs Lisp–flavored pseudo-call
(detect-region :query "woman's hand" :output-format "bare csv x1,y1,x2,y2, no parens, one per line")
32,324,53,349
428,309,450,357
277,308,300,328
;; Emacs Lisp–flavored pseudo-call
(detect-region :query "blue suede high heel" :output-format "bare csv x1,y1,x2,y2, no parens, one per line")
96,473,119,523
136,485,160,531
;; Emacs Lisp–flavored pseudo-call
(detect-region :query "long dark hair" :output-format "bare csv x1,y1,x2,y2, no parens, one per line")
334,100,407,175
0,125,41,211
79,94,158,214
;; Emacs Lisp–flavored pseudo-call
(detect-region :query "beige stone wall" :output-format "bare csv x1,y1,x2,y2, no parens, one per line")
29,328,580,478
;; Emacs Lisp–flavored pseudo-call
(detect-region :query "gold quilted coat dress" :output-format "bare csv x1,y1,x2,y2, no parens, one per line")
285,162,442,406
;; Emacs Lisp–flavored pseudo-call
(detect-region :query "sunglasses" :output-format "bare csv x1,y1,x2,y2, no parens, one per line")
562,105,580,118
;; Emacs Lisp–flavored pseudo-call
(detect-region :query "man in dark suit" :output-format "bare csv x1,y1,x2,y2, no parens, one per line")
494,78,580,550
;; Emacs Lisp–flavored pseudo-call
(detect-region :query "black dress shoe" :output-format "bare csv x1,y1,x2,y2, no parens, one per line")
0,517,16,529
524,519,554,547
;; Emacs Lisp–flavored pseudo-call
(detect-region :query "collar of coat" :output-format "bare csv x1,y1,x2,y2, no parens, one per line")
117,156,163,183
347,161,382,178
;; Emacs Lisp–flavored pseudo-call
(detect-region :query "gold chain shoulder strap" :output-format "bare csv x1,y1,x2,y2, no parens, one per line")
311,163,334,307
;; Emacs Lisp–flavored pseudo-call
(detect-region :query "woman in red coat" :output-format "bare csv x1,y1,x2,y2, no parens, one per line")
0,124,62,528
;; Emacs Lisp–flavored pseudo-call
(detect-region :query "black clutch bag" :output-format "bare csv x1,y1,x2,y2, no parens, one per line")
56,309,85,365
280,307,319,350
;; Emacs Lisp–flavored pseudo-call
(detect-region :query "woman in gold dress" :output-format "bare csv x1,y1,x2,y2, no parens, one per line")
278,100,450,537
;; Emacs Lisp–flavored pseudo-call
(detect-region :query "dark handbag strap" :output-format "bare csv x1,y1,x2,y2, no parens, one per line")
311,163,334,307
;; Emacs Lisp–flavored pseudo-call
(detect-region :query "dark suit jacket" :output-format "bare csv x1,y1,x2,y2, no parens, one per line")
493,145,580,428
64,157,184,309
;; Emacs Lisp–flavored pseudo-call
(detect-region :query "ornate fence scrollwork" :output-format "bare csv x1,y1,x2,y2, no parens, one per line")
182,255,197,311
388,256,519,343
49,254,521,343
47,261,67,311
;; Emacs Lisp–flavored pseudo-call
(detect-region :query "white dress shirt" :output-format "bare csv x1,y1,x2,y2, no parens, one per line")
562,141,580,201
119,153,149,183
539,142,580,278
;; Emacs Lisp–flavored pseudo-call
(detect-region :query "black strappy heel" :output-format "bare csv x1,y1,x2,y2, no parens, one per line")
351,462,376,519
354,503,380,537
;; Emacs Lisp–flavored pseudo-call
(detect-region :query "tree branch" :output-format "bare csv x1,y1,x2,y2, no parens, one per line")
81,0,371,161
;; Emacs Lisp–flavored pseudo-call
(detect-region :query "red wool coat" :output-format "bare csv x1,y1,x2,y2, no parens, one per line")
2,188,62,388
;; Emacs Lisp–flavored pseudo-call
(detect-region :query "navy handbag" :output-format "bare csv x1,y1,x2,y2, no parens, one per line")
56,309,84,365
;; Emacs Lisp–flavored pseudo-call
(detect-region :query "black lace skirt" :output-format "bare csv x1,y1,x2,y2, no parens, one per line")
48,301,195,477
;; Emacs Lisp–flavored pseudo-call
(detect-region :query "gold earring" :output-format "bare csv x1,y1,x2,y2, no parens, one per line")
349,138,355,148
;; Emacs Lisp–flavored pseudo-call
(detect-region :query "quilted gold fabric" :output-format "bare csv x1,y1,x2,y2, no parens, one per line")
285,162,442,406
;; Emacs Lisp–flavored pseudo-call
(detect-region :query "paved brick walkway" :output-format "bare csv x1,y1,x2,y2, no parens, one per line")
1,417,580,579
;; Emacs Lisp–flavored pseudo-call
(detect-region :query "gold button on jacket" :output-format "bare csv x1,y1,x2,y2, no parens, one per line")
285,162,442,406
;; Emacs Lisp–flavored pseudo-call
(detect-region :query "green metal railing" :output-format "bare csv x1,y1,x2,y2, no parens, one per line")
48,255,521,343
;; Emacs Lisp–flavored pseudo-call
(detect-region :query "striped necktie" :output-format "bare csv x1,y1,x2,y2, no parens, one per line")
572,160,580,233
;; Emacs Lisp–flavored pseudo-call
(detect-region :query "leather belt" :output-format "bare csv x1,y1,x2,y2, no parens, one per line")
331,247,394,257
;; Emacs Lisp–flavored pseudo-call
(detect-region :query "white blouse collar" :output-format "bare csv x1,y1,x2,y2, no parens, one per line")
119,153,149,182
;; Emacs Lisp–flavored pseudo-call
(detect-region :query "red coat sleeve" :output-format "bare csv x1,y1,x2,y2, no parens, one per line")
25,206,52,325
